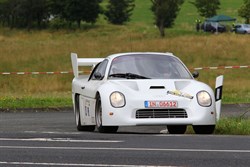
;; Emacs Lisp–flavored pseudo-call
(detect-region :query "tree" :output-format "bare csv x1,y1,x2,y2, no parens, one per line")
151,0,184,37
238,0,250,24
190,0,220,18
65,0,102,28
105,0,135,25
49,0,102,28
0,0,22,28
0,0,9,26
21,0,49,29
0,0,49,29
48,0,67,19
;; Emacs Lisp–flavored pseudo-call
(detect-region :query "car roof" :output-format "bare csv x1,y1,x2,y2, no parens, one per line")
105,52,177,61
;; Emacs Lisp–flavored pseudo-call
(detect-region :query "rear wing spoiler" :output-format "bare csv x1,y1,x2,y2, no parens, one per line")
71,53,104,78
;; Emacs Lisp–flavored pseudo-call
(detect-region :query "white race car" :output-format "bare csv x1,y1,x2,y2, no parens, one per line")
71,52,223,134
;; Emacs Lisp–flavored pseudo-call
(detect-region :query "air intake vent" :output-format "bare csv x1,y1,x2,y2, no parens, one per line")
150,86,165,89
136,109,187,119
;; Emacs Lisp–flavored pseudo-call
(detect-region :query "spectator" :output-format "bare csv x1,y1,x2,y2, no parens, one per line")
195,19,201,32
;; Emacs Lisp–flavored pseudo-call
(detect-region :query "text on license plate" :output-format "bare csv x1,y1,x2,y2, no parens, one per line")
144,101,178,108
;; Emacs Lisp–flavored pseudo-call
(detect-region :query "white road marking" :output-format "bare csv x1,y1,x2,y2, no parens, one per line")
0,138,122,143
0,145,249,153
0,162,175,167
25,131,82,134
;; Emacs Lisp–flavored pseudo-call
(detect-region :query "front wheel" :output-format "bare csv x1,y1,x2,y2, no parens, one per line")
95,95,118,133
167,125,187,134
192,125,215,134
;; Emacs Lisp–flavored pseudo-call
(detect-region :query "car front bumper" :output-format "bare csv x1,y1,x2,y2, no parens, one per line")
102,98,217,126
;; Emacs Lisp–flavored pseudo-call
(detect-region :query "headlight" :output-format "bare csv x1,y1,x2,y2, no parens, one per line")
110,92,125,108
197,91,212,107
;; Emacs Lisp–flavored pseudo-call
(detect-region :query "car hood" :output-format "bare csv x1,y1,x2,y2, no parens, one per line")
105,79,212,97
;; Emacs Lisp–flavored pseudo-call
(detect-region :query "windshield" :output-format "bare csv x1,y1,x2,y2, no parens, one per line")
108,54,192,79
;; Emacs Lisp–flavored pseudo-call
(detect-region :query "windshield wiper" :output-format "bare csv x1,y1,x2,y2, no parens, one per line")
108,73,150,79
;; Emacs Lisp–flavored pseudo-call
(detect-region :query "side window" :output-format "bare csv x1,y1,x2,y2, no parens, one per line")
89,60,108,81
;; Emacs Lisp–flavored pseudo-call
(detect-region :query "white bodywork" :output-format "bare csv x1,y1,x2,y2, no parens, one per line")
71,52,223,133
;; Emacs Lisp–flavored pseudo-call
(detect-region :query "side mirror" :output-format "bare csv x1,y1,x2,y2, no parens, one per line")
94,72,103,80
192,71,199,78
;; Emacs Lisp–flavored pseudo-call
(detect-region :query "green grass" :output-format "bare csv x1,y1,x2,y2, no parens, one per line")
185,117,250,135
131,0,153,24
132,0,244,26
0,94,72,110
215,117,250,135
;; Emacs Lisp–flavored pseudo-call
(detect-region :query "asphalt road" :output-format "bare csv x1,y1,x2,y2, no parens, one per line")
0,104,249,167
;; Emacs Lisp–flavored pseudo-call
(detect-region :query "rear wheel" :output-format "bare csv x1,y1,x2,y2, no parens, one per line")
75,95,95,132
192,125,215,134
167,125,187,134
95,94,118,133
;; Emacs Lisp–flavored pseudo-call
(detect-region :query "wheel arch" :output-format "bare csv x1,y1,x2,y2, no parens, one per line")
73,93,80,114
95,91,101,99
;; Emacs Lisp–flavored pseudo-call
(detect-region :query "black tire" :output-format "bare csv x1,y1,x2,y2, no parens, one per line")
75,95,95,132
167,125,187,134
192,125,215,134
95,94,118,133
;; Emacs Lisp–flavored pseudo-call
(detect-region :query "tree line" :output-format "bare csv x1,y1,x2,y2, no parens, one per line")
0,0,102,29
0,0,135,29
0,0,249,36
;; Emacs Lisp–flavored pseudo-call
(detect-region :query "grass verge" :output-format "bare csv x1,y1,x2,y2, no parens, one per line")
215,117,250,135
0,96,72,110
185,117,250,135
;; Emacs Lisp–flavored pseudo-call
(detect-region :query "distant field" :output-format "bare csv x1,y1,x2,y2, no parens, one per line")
0,0,249,108
132,0,244,26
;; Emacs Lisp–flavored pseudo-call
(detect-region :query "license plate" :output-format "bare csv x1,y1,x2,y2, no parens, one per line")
144,101,178,108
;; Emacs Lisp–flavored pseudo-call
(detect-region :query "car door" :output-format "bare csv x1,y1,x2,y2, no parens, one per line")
81,59,109,99
236,25,243,33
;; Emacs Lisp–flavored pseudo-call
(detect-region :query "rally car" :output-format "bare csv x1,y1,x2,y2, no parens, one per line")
71,52,223,134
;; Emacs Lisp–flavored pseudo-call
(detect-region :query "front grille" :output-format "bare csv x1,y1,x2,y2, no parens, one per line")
136,109,187,119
